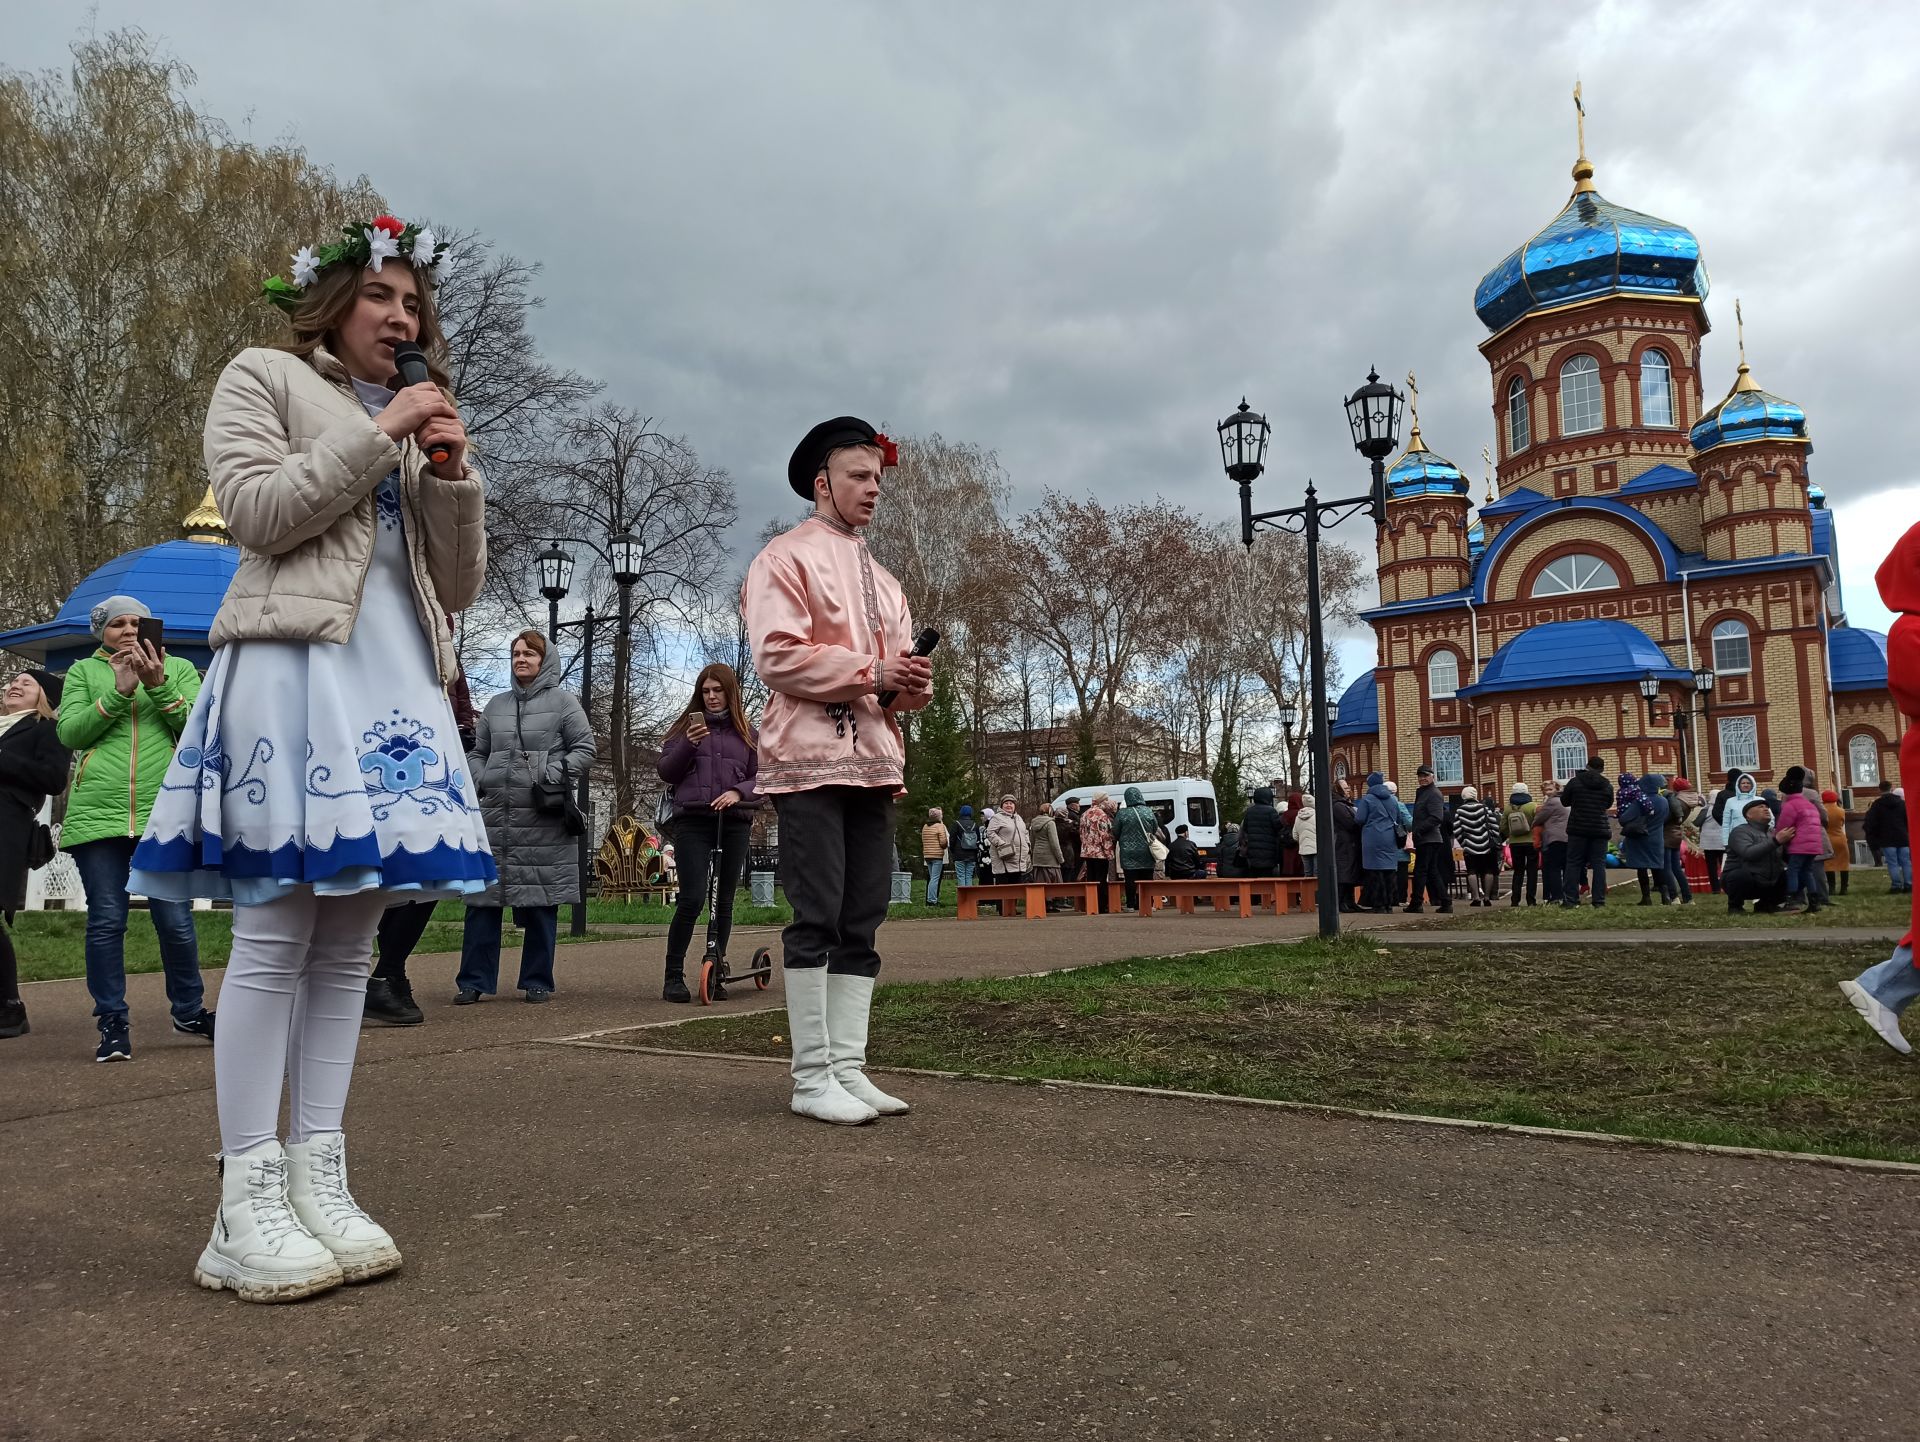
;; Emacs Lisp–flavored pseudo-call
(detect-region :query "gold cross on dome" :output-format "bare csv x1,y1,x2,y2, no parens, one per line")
1481,445,1495,503
1405,370,1419,425
1736,297,1747,367
1574,80,1586,156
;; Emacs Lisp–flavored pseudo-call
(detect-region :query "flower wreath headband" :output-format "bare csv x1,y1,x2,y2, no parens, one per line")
262,215,454,313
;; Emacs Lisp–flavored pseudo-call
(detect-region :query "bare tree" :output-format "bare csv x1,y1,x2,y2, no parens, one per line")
0,29,382,628
1241,530,1370,782
544,404,736,817
1006,492,1199,776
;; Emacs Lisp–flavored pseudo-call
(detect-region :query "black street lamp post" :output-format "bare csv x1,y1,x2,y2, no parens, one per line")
534,541,597,938
1224,371,1403,939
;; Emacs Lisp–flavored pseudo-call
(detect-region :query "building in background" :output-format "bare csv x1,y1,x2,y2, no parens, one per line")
1333,114,1898,801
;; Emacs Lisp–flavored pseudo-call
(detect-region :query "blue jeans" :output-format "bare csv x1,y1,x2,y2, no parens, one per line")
925,858,944,905
457,905,558,995
1785,853,1821,903
1563,834,1609,905
954,858,977,889
71,836,204,1024
1301,855,1317,877
1663,846,1690,902
1854,945,1920,1016
1885,846,1912,888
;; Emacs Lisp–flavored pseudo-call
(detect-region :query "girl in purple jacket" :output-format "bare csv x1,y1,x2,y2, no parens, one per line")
656,664,760,1001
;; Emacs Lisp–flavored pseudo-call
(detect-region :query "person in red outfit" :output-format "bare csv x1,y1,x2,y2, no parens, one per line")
1838,520,1920,1054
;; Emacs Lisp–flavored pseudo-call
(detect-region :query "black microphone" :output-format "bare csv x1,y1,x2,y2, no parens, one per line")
878,626,940,708
389,341,452,465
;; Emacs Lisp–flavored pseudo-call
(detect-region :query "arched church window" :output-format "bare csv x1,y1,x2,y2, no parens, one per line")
1850,734,1882,788
1507,377,1530,453
1427,651,1459,700
1333,758,1349,781
1711,619,1751,674
1531,553,1620,596
1551,727,1588,781
1640,349,1674,428
1559,354,1604,435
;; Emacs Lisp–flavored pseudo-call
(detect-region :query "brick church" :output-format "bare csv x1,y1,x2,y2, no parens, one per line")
1329,121,1900,803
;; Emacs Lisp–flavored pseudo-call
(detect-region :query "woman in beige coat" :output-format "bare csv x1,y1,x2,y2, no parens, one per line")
130,217,490,1305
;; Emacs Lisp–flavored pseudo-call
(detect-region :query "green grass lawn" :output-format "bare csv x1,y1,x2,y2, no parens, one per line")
649,934,1920,1163
1428,868,1911,931
10,901,622,984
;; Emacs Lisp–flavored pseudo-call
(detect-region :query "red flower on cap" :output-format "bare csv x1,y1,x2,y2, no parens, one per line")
371,215,405,236
873,432,899,468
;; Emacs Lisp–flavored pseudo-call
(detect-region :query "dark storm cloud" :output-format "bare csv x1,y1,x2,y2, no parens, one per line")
15,0,1917,620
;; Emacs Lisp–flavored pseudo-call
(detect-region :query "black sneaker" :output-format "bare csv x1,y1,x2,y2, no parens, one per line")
524,988,552,1005
662,976,692,1003
0,999,28,1039
96,1022,132,1063
172,1009,216,1043
364,978,424,1027
454,988,483,1006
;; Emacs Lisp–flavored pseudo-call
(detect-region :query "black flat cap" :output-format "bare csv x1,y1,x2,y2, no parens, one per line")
787,416,892,498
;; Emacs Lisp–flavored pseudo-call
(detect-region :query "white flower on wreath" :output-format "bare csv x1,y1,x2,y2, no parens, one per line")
430,249,456,287
364,225,401,272
290,245,321,289
409,226,438,268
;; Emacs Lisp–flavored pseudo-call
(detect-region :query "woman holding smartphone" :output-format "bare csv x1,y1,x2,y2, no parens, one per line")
56,595,212,1061
131,216,492,1303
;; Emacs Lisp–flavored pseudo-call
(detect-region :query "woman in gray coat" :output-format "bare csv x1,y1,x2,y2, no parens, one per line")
456,632,595,1003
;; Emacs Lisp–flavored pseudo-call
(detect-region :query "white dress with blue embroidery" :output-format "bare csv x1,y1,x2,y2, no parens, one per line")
131,378,496,906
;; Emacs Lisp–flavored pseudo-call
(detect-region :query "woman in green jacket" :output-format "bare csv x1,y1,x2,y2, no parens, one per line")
56,595,212,1062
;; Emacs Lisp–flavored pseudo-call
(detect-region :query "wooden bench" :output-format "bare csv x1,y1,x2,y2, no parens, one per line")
1138,876,1317,918
956,882,1103,919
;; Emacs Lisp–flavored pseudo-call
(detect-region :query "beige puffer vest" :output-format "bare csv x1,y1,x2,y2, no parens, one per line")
202,346,487,685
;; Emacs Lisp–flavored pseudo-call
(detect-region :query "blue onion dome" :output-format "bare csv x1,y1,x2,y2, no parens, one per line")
1689,361,1808,453
1474,155,1707,334
1385,420,1468,498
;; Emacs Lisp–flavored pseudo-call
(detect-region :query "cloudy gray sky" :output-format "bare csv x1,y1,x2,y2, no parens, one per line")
17,0,1920,681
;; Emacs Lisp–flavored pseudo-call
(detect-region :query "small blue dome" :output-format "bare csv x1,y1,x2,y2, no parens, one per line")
1829,628,1888,692
1475,182,1707,334
0,537,239,670
1386,427,1468,498
1689,366,1808,453
1331,671,1378,738
1457,620,1687,699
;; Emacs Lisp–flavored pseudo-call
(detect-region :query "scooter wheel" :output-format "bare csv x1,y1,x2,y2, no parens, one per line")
752,947,773,990
697,960,716,1006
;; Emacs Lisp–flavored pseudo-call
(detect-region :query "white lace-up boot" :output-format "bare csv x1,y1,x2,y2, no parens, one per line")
285,1131,403,1282
826,973,909,1115
785,967,878,1125
194,1140,344,1303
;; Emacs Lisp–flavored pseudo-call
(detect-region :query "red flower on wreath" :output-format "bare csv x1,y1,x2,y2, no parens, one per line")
873,432,899,468
371,215,405,236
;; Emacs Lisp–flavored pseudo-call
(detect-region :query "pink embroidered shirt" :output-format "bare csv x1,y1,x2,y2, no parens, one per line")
741,514,925,793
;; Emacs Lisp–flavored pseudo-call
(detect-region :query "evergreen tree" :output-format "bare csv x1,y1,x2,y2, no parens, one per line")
899,660,972,859
1212,742,1246,824
1067,718,1104,789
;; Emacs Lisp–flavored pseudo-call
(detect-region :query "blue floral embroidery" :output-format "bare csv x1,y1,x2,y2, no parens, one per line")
308,712,470,820
374,480,403,533
162,731,270,804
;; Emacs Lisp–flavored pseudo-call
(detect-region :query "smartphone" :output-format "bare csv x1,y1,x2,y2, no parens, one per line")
135,617,165,655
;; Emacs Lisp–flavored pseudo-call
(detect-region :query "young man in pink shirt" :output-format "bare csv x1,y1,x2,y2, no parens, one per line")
742,417,932,1124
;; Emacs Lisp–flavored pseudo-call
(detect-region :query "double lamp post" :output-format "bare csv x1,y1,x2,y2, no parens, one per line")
535,529,645,937
1218,369,1405,939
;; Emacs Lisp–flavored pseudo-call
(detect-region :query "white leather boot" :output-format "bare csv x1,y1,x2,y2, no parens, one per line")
286,1131,403,1282
785,967,877,1125
827,973,909,1115
194,1140,344,1303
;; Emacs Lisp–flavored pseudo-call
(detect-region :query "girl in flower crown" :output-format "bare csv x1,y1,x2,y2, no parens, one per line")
131,216,493,1302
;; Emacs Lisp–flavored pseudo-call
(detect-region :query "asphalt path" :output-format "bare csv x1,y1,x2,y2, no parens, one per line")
5,910,1914,1440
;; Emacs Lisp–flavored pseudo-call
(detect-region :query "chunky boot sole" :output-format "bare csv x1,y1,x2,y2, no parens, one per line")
194,1248,344,1303
790,1092,879,1125
326,1243,404,1284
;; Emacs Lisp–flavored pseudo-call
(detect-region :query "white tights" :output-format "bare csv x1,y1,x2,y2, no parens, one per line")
214,889,389,1155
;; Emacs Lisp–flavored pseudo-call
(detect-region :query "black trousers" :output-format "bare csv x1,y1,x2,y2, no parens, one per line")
1084,857,1112,913
1410,842,1450,909
665,811,752,973
1364,868,1396,911
1508,843,1538,904
774,786,895,977
1725,874,1787,911
1122,865,1153,911
372,899,438,984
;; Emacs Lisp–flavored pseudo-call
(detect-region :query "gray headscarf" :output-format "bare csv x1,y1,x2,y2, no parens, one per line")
88,594,152,639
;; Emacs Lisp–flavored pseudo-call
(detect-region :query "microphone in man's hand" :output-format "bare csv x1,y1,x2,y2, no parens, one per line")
879,626,941,708
389,341,452,465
